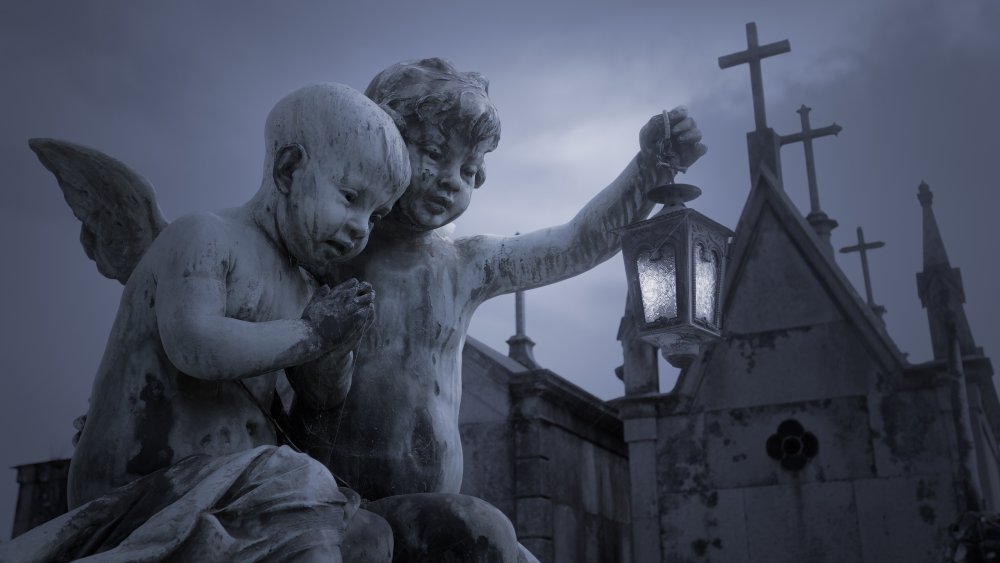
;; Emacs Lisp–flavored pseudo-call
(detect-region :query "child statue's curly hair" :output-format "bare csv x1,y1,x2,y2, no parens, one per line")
365,58,501,188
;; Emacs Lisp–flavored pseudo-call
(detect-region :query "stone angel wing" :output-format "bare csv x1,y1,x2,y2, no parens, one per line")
29,138,169,285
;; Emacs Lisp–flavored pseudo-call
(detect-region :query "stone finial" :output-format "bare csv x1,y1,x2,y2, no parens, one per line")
507,289,541,369
507,233,541,369
917,180,933,205
915,182,980,359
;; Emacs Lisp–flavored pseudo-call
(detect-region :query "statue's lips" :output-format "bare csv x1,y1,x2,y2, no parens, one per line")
324,239,354,258
425,195,452,214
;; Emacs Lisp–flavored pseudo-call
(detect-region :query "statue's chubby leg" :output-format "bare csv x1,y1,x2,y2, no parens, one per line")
365,493,520,563
341,506,394,562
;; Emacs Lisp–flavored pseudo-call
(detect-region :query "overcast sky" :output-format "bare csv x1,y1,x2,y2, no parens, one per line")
1,0,998,540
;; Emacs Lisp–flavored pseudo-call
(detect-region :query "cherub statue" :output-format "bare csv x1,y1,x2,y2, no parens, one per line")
290,58,706,562
20,58,704,563
2,82,410,562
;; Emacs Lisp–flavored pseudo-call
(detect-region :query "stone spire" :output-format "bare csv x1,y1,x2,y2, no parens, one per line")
507,233,541,369
507,288,541,369
915,181,980,360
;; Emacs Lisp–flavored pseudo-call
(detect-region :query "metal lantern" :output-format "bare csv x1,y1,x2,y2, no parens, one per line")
620,183,734,368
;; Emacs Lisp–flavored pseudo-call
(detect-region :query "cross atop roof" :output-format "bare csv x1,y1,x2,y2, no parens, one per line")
781,105,842,215
840,227,886,319
781,105,842,253
718,22,791,131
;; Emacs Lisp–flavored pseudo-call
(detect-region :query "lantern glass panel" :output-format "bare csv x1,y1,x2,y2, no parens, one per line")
694,242,720,324
637,245,677,323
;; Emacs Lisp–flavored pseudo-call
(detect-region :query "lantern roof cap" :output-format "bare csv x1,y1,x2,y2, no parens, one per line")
648,183,701,207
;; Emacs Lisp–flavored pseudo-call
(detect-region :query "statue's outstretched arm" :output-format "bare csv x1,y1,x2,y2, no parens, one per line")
461,155,651,302
29,138,168,284
463,109,705,302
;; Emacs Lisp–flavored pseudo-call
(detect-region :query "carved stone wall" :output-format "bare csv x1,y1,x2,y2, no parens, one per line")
460,337,632,563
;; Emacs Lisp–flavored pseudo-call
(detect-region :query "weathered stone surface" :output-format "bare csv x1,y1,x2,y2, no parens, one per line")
657,413,709,494
461,421,516,516
702,397,875,489
659,489,749,563
724,206,843,334
868,388,956,478
743,481,862,563
695,321,880,411
461,339,631,563
854,476,956,563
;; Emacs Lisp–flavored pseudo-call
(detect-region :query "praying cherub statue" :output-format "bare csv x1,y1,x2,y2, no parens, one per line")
2,82,410,562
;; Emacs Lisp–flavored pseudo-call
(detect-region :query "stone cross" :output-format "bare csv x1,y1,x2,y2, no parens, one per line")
840,227,886,318
780,105,842,215
780,105,842,255
718,22,791,131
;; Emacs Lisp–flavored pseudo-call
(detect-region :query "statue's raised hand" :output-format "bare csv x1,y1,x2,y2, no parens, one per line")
303,278,376,356
638,107,707,184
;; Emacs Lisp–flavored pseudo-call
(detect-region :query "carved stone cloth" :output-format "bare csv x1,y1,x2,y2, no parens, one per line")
0,445,352,563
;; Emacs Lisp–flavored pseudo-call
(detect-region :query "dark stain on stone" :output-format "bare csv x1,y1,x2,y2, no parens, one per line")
434,381,441,396
919,504,936,524
917,480,935,501
380,496,507,561
246,420,258,437
220,426,232,446
729,409,749,426
482,262,494,287
182,268,192,278
692,538,722,555
880,392,935,463
176,371,219,398
661,431,707,492
729,325,813,373
706,420,723,437
200,434,212,447
126,373,175,476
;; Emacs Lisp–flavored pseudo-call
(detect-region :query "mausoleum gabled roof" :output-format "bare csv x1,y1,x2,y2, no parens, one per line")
734,171,904,369
671,170,908,411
